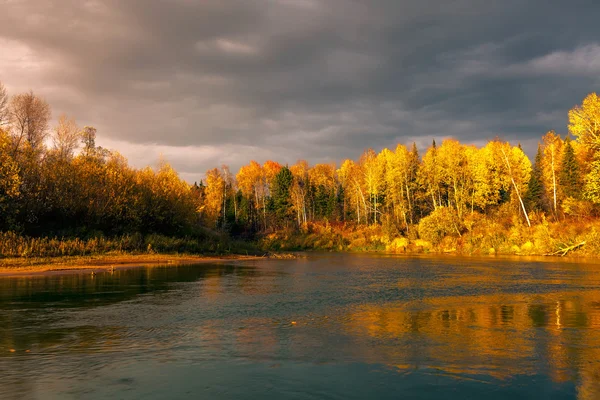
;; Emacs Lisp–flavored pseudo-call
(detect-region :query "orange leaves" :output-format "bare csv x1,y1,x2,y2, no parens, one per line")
236,160,262,198
308,163,336,190
263,160,282,187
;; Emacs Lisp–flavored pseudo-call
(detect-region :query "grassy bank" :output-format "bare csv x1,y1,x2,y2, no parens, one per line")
260,217,600,258
0,231,261,262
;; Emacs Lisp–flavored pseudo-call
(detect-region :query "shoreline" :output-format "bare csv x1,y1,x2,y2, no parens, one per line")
0,254,264,277
2,249,600,279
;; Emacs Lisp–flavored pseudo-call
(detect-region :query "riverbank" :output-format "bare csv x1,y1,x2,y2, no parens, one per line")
260,219,600,258
0,253,265,277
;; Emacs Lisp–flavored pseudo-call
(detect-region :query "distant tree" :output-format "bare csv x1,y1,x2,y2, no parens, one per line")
9,91,51,153
53,114,80,159
0,81,9,127
81,126,97,156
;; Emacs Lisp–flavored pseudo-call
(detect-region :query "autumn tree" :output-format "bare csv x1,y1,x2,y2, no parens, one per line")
436,139,473,218
290,160,309,226
488,140,532,226
360,149,384,223
53,114,80,159
204,168,226,228
379,147,403,225
420,140,444,211
584,161,600,205
9,91,51,154
338,159,366,224
569,92,600,151
379,145,416,231
236,160,264,229
466,145,502,212
406,142,421,223
541,131,563,214
220,165,238,226
0,81,8,127
0,128,20,225
308,163,338,221
81,126,99,157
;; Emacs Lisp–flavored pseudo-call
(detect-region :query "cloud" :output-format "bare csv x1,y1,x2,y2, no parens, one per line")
1,0,599,179
526,44,600,75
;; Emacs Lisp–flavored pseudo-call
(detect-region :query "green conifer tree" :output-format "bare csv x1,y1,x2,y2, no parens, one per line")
525,144,546,211
559,136,581,199
271,166,294,225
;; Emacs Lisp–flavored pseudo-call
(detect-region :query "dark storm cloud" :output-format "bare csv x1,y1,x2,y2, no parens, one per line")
1,0,599,180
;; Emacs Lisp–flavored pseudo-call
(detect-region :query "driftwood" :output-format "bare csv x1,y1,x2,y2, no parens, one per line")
545,241,586,257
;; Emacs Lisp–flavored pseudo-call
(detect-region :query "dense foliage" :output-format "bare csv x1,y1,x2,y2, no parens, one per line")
1,79,600,257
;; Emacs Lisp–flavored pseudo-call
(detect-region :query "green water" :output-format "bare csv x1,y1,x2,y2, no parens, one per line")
1,254,600,399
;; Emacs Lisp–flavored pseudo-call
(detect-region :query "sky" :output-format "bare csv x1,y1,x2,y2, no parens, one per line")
1,0,599,183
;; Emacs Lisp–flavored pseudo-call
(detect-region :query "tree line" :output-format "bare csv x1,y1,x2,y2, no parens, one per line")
0,82,199,237
2,79,600,244
199,93,600,238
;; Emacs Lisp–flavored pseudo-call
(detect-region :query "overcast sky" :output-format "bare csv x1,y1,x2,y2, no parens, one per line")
1,0,599,182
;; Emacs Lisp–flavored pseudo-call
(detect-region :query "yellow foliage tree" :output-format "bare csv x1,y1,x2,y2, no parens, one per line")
204,168,225,227
338,159,366,224
540,131,563,214
0,129,20,214
486,140,532,226
290,160,309,226
569,92,600,151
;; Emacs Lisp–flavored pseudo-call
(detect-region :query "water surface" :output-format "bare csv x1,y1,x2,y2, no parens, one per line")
1,254,600,399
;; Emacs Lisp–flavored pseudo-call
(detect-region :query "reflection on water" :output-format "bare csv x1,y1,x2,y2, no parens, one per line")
1,255,600,399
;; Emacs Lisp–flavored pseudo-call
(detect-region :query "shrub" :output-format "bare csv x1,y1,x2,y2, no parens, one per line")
417,207,463,245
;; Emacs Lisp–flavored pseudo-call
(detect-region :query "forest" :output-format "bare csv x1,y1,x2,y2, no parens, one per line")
2,79,600,258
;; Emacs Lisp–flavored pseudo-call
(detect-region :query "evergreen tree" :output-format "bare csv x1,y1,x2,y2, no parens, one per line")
559,136,581,199
271,166,293,225
525,144,546,211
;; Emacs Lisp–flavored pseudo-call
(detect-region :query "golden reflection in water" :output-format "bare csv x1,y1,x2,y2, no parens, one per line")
346,291,600,398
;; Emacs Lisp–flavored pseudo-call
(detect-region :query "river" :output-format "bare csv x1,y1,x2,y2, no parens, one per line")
1,254,600,399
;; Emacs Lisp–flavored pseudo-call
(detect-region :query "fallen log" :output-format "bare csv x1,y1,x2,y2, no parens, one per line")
545,241,586,257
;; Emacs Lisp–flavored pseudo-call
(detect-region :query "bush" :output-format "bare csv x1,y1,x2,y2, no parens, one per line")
417,207,463,245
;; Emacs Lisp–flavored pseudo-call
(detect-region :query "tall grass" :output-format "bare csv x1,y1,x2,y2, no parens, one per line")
0,231,259,259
